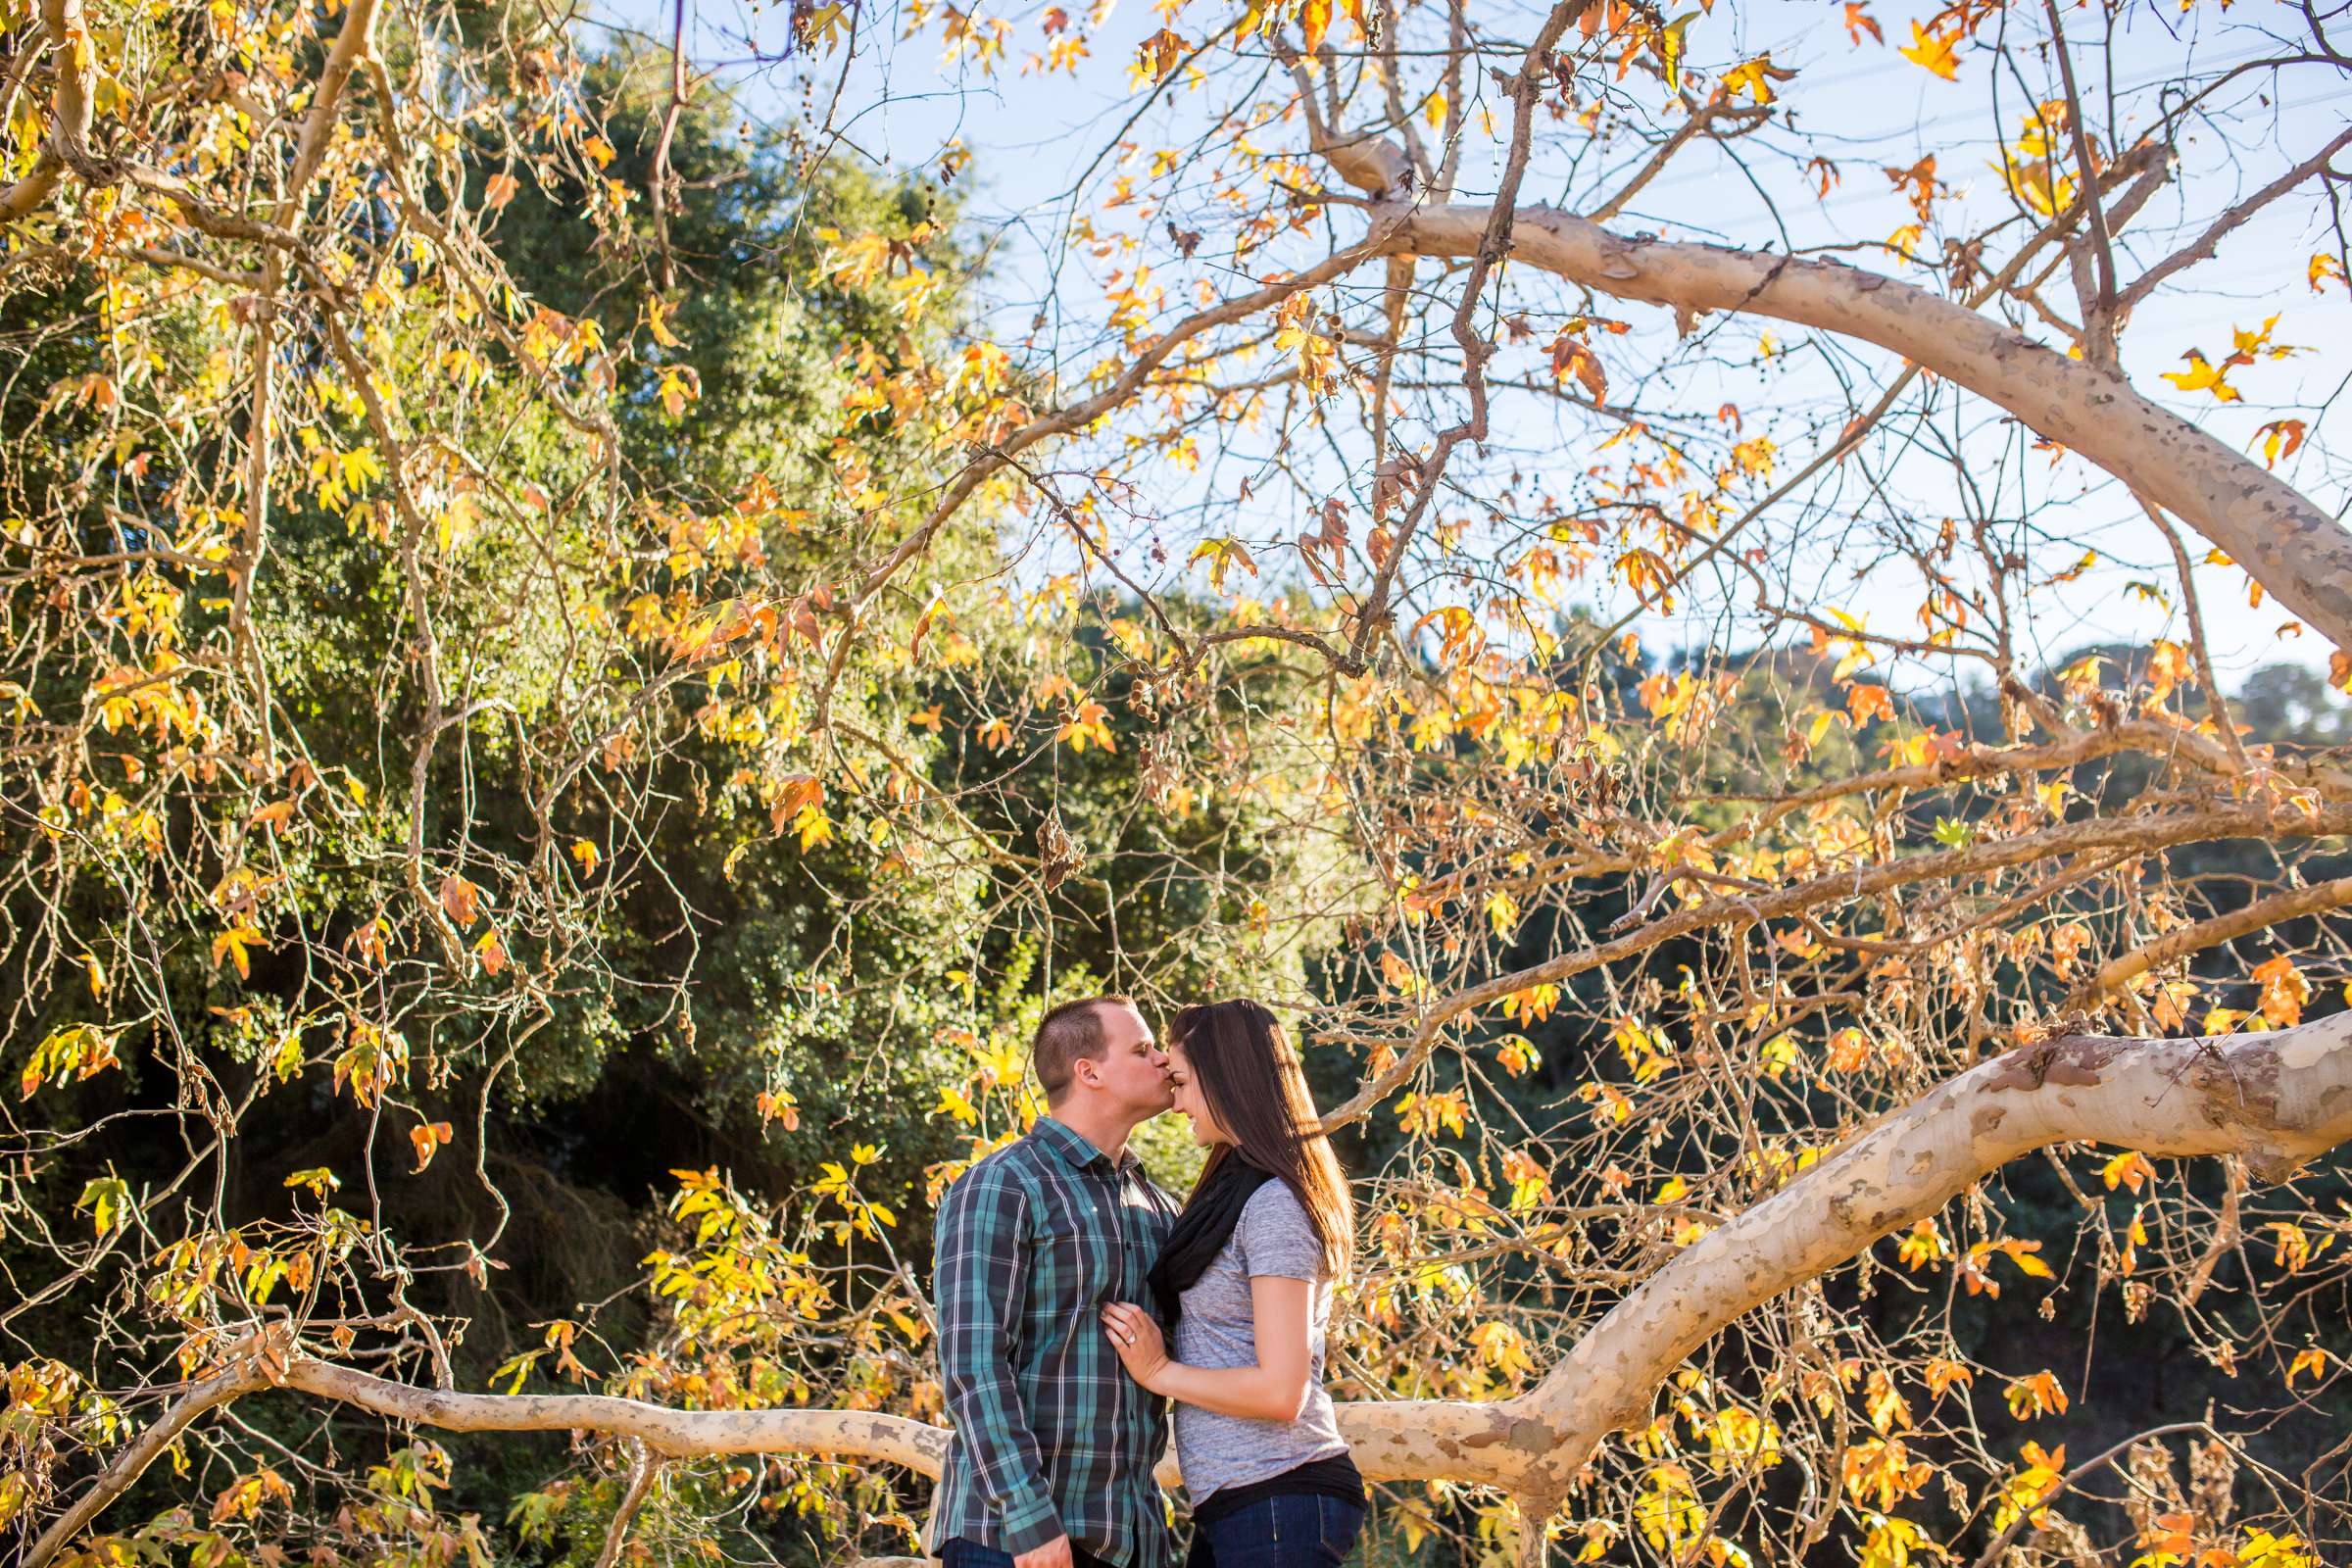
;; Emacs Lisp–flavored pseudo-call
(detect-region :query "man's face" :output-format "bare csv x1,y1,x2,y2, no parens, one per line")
1082,1002,1173,1119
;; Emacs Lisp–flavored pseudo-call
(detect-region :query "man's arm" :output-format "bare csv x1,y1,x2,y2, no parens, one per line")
935,1164,1064,1557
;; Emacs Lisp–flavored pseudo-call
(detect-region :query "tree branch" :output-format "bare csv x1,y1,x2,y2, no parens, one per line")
1514,1017,2352,1492
2113,124,2352,318
23,1348,272,1568
2064,873,2352,1013
1374,202,2352,651
1589,99,1771,224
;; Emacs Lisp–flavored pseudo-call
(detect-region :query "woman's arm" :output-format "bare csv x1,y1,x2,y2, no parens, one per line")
1102,1276,1313,1423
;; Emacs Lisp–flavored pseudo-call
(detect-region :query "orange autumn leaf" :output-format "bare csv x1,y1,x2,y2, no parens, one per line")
439,874,483,929
2251,954,2310,1028
1846,684,1895,726
410,1121,456,1172
1298,0,1333,53
1552,332,1608,404
2003,1369,2069,1419
2100,1149,2155,1193
2252,418,2307,469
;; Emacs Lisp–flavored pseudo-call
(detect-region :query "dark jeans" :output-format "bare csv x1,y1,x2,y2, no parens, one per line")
1186,1494,1366,1567
939,1539,1120,1568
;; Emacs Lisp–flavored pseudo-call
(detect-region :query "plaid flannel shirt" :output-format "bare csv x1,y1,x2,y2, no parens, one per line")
928,1117,1181,1565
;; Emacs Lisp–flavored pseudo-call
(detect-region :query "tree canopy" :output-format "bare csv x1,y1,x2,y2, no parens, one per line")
3,0,2351,1565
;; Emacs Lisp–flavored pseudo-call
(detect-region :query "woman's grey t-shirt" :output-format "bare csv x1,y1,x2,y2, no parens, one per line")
1171,1180,1348,1501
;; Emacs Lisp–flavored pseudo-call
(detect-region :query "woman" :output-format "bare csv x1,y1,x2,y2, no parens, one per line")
1101,999,1363,1567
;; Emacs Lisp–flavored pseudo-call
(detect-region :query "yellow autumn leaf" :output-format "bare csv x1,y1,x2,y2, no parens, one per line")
1720,55,1780,103
2159,349,2240,402
1896,20,1959,79
645,296,685,349
75,1175,133,1236
212,924,265,980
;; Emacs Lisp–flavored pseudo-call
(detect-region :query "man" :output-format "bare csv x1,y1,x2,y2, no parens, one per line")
930,995,1181,1568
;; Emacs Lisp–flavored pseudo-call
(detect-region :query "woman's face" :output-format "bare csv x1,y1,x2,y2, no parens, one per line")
1164,1045,1231,1148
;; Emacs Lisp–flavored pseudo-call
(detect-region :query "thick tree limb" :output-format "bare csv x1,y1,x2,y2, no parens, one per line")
0,0,97,220
592,1440,660,1568
1372,201,2352,651
281,0,380,209
275,1353,1532,1489
23,1353,270,1568
1510,1016,2352,1494
274,1356,953,1469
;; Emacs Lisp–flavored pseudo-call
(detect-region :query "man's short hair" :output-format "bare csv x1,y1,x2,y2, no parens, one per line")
1033,994,1135,1104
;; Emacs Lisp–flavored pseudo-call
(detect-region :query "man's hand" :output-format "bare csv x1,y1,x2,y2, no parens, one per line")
1014,1533,1074,1568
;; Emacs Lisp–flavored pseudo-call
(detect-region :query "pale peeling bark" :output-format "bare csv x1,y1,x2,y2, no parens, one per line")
1372,202,2352,652
1505,1017,2352,1497
290,1354,1539,1491
276,1357,954,1470
0,0,100,220
280,0,379,209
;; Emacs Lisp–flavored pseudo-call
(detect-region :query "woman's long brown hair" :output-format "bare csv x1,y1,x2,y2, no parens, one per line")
1170,999,1353,1277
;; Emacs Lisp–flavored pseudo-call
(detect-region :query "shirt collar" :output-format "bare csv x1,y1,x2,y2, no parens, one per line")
1034,1115,1132,1176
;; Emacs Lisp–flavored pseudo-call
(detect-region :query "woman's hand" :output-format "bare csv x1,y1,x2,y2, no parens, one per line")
1100,1302,1171,1393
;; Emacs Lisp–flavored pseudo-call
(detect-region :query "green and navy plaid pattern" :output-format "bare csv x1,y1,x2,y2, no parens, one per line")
929,1116,1180,1566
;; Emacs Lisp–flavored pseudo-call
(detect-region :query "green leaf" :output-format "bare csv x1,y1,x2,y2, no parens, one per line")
76,1175,133,1237
1660,12,1702,92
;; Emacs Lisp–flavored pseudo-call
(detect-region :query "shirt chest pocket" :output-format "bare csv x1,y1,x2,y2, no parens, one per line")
1029,1206,1115,1307
1029,1195,1155,1306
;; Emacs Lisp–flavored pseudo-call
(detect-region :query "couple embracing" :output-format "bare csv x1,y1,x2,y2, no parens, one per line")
929,995,1364,1568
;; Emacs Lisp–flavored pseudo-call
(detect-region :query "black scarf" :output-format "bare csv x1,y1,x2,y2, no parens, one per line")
1146,1152,1276,1326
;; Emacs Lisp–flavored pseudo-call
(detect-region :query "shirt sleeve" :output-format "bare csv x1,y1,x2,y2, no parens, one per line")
1236,1181,1327,1282
935,1164,1064,1553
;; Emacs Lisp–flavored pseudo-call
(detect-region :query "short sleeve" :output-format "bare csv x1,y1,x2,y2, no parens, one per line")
1236,1181,1327,1282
